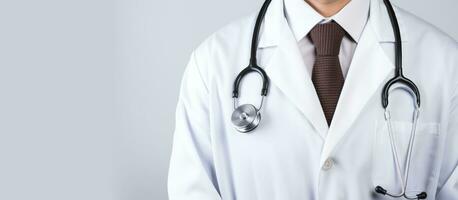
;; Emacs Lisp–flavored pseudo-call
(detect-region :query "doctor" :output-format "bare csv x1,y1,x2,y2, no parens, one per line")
168,0,458,199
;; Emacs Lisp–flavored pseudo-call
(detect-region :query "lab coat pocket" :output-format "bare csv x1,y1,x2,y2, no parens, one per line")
372,120,440,198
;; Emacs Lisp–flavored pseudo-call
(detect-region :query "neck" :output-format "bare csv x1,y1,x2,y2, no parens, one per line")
305,0,351,17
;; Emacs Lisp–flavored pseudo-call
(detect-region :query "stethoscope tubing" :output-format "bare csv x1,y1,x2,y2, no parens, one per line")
231,0,426,198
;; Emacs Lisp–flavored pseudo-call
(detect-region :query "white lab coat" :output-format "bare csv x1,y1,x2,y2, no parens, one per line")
168,0,458,199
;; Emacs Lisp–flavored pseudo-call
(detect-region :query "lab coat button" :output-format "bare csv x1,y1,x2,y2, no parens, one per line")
322,158,334,170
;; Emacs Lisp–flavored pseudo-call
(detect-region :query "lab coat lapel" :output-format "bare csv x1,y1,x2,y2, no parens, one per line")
320,20,395,166
263,18,329,138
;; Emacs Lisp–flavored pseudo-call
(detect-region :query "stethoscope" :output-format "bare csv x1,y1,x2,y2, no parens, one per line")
231,0,427,199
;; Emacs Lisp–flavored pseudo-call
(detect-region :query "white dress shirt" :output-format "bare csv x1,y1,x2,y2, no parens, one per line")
284,0,370,79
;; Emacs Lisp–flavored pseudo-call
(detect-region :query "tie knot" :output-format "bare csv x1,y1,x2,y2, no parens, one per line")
309,21,346,56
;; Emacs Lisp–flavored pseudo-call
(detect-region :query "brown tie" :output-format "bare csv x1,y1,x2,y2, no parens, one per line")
309,21,346,126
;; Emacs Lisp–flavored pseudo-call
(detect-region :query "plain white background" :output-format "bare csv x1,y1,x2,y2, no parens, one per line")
0,0,456,200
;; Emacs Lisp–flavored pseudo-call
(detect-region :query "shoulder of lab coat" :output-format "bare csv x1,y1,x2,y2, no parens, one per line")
395,5,457,75
191,13,257,82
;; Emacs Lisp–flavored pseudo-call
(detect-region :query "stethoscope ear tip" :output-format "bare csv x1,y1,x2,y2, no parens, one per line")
374,186,387,195
374,185,427,199
416,192,427,199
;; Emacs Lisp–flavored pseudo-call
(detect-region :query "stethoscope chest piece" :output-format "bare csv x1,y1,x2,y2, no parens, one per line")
231,104,261,133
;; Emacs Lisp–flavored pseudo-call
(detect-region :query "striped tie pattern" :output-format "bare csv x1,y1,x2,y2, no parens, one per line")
309,21,346,126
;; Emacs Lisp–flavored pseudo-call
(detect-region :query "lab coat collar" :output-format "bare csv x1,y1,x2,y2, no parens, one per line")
320,0,408,166
261,0,329,137
263,19,330,138
284,0,370,43
258,0,408,48
283,0,323,42
319,20,394,167
258,0,404,161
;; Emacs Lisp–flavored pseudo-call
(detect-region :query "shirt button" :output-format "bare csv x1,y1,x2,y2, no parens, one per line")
322,158,334,170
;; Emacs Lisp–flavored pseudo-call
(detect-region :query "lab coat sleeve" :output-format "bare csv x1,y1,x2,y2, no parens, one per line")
436,72,458,198
168,52,222,200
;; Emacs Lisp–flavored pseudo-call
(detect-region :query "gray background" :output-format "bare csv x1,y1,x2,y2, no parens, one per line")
0,0,456,200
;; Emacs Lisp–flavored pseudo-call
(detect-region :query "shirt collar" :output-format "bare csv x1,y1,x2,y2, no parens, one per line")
284,0,370,43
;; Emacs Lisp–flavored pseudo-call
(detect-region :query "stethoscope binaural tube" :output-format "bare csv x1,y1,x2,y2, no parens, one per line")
380,0,420,109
